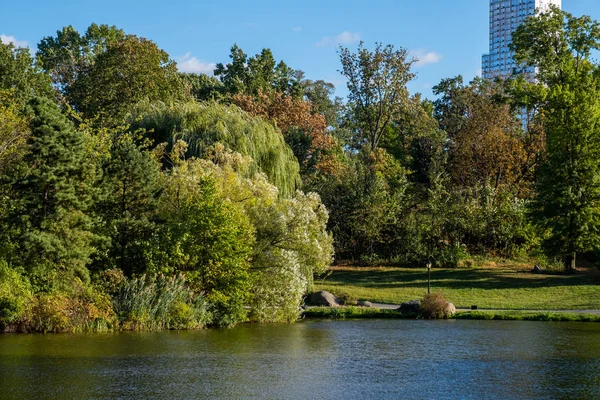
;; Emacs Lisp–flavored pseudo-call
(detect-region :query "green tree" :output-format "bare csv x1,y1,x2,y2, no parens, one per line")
8,97,96,286
317,149,409,261
0,41,52,105
70,35,186,120
215,44,302,97
378,94,439,173
198,144,333,322
511,7,600,270
180,72,225,101
0,90,30,173
301,79,344,128
214,44,248,94
37,24,186,121
129,101,301,197
432,75,470,140
156,151,254,326
36,24,125,98
95,138,162,276
338,42,416,151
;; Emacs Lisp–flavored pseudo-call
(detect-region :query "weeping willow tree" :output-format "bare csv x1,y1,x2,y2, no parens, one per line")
129,101,301,197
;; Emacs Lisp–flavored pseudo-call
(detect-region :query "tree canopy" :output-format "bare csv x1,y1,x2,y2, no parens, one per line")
214,44,302,97
129,100,302,197
37,24,186,122
0,42,52,105
512,6,600,270
339,41,415,151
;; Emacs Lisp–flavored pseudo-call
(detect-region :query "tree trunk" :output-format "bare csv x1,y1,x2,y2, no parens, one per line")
564,252,576,273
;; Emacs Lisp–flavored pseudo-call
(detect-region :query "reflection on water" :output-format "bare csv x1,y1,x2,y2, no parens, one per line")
1,320,599,399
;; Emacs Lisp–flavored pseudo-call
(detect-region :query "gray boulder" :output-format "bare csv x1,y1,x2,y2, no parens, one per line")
357,300,373,307
306,291,341,307
398,300,421,315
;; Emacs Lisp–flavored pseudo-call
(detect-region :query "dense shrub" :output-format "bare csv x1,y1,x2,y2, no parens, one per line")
0,262,32,330
316,149,409,262
391,182,537,267
248,250,307,323
17,282,114,333
420,293,452,319
95,268,126,296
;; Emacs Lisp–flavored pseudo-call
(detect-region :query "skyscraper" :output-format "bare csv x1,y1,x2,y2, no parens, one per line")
482,0,562,79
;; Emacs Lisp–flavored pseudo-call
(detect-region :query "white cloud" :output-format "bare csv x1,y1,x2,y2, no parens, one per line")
177,52,216,75
411,50,443,67
316,31,360,47
293,26,302,32
0,34,28,48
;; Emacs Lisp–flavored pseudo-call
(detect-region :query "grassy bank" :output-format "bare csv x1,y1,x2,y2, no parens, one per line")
303,306,404,319
454,310,600,322
314,264,600,310
302,306,600,322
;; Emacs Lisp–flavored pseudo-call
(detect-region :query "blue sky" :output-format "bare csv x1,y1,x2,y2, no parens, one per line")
1,0,599,99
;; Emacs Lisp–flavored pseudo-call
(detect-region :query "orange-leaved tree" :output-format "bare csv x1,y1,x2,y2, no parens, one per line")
232,91,341,178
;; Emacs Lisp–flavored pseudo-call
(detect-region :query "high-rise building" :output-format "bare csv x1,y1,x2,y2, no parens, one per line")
482,0,561,79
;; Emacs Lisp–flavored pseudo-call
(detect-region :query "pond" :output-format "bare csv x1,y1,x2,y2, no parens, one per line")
1,320,599,399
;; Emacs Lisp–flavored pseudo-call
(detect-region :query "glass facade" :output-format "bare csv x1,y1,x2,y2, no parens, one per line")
482,0,562,79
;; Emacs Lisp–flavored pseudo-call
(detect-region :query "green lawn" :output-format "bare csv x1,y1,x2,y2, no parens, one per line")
314,265,600,310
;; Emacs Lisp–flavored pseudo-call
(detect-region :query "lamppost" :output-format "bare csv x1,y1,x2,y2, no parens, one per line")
426,260,432,294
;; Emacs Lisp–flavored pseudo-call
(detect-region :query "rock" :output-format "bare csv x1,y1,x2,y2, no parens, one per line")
532,265,542,273
398,300,421,315
445,302,456,316
306,291,341,307
357,300,372,307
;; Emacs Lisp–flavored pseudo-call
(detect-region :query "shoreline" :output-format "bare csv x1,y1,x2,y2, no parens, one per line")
3,308,600,334
302,306,600,322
